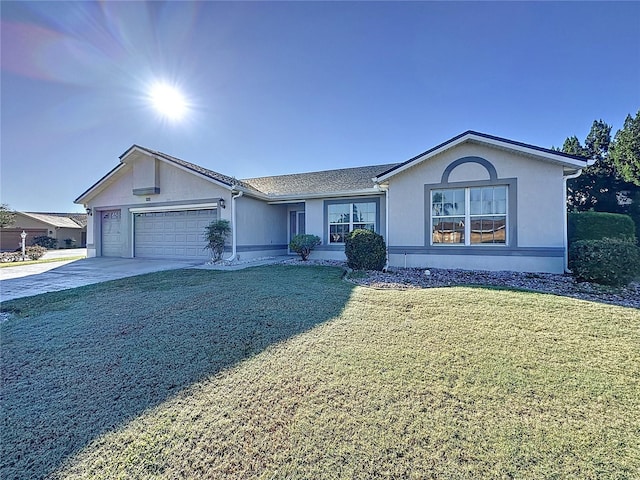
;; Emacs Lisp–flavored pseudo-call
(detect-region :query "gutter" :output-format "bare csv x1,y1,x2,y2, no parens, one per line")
225,190,244,261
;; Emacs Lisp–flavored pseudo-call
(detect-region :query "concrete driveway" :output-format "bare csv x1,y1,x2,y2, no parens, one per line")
0,257,202,302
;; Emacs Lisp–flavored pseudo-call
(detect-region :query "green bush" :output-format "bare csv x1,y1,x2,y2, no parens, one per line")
31,236,58,249
568,211,636,244
25,245,47,261
204,220,231,262
569,238,640,286
289,234,321,261
344,229,386,271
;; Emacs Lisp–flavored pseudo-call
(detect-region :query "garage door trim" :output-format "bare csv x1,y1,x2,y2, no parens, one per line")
129,202,219,214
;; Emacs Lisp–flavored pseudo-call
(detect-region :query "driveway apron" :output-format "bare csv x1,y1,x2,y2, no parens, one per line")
0,258,201,302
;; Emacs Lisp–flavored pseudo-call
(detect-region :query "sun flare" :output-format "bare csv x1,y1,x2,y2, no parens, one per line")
149,83,188,121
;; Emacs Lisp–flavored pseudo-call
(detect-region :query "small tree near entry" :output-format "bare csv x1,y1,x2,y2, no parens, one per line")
204,219,231,262
289,234,321,261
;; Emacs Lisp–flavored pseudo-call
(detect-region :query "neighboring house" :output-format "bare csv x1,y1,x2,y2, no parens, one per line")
74,131,588,273
0,212,87,251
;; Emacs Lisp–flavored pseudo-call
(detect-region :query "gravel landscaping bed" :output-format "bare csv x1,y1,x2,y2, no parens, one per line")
281,258,640,309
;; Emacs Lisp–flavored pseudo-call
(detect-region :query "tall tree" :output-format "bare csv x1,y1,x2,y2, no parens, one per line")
566,120,637,213
610,111,640,186
0,204,16,228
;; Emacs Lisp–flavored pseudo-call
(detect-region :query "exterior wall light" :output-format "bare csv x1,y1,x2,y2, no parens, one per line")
219,198,226,209
86,207,93,216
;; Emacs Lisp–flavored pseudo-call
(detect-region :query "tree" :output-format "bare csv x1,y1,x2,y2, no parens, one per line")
204,219,231,261
566,120,637,213
0,204,16,228
610,111,640,186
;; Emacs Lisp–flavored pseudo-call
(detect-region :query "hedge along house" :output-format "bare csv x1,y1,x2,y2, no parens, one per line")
75,131,588,273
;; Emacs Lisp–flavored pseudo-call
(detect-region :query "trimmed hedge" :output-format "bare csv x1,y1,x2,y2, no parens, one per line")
345,229,386,271
569,238,640,286
568,211,636,244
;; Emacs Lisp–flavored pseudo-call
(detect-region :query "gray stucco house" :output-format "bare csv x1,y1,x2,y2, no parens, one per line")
75,131,588,273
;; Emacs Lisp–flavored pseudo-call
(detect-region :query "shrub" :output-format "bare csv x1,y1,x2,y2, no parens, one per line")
31,236,58,249
568,211,636,244
25,245,47,261
289,234,321,261
344,229,387,271
569,238,640,286
204,220,231,262
0,251,22,263
64,238,76,248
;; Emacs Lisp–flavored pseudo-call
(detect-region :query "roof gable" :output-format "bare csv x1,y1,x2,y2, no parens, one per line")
375,131,589,182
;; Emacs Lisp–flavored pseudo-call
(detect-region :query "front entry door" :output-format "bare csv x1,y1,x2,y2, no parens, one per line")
289,211,305,253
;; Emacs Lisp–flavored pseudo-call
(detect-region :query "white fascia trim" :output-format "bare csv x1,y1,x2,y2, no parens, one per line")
266,188,382,204
129,203,219,213
469,135,588,168
75,164,127,204
375,133,587,182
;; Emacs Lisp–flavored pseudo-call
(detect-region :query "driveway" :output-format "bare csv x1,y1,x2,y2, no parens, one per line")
0,257,202,302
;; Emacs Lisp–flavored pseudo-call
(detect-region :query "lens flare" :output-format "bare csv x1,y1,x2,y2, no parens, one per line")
148,83,188,121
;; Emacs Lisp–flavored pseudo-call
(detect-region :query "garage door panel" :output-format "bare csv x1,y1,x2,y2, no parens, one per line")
134,209,216,260
102,210,122,257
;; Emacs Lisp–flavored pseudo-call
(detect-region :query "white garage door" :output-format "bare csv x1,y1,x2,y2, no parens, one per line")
102,210,122,257
134,209,217,259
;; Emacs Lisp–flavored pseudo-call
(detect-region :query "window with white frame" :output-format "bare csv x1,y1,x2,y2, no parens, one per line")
431,186,507,245
328,201,376,243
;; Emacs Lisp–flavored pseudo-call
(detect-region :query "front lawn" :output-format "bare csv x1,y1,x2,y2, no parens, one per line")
1,266,638,479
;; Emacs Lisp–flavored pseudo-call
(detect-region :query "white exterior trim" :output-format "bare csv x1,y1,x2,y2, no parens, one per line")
129,203,219,213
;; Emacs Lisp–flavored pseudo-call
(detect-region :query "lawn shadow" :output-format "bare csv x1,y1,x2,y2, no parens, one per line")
0,265,354,480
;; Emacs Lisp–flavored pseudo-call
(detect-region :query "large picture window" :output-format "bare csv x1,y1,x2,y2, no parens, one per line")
328,201,376,243
431,186,507,245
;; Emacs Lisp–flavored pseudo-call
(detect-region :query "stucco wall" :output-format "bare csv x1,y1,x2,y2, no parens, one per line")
234,196,287,259
84,160,232,258
385,143,567,273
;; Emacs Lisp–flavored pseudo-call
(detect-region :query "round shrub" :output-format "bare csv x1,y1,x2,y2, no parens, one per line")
345,229,386,271
25,245,47,261
569,238,640,286
289,234,321,261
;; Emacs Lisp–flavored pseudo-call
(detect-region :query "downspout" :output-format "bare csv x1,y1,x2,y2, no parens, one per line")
376,183,390,272
563,169,584,273
225,190,244,261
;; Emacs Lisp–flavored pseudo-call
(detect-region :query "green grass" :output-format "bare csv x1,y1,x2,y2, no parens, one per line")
0,255,85,268
1,266,639,479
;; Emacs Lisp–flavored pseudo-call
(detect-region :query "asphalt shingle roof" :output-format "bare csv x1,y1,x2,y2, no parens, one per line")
132,145,398,197
22,212,86,228
241,163,400,196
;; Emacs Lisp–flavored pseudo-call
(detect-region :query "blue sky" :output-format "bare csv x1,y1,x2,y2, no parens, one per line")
2,1,639,213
